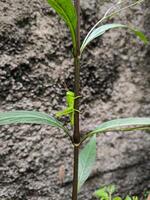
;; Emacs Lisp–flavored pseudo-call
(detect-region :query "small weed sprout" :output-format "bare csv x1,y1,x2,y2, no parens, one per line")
94,184,149,200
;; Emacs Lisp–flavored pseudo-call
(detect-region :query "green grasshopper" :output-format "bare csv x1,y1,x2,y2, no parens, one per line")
55,91,80,125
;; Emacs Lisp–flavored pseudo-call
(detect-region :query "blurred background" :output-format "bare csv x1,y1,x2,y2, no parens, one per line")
0,0,150,199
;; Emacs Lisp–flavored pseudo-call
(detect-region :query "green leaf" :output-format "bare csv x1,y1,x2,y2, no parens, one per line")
78,135,96,191
94,187,109,200
81,24,126,53
132,196,139,200
125,196,132,200
0,111,66,131
132,29,148,44
47,0,77,51
107,184,116,195
82,118,150,141
113,197,122,200
80,23,148,53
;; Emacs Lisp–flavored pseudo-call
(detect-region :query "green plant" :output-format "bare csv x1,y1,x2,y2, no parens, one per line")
0,1,149,200
94,184,139,200
142,190,150,200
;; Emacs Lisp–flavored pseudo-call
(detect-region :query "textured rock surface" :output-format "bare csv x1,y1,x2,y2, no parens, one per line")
0,0,150,200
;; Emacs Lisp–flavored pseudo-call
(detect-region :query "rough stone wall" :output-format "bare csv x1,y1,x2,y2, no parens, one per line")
0,0,149,200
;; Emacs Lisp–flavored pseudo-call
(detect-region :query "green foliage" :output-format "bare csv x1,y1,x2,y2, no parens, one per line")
131,197,138,200
80,0,148,54
0,111,68,133
78,135,96,191
94,187,109,200
94,185,139,200
82,118,150,142
47,0,77,51
132,29,148,44
125,196,132,200
94,185,117,200
113,197,122,200
80,23,148,53
143,190,150,200
107,184,116,195
81,24,126,53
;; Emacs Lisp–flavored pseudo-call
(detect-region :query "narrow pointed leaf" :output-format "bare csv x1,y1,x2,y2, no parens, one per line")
78,135,96,191
87,118,150,138
81,24,126,53
47,0,77,50
0,111,66,131
81,23,148,53
132,29,148,44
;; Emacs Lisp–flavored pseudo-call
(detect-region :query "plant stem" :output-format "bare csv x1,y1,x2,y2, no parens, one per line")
72,0,80,200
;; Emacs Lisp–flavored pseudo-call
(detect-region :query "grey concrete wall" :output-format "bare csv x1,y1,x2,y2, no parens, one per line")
0,0,149,199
